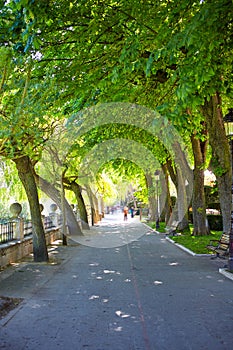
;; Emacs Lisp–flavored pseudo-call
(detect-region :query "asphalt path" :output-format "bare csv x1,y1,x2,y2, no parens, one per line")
0,213,232,350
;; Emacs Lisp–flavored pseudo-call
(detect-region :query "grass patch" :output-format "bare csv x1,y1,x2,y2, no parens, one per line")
144,219,222,254
171,231,222,254
143,220,166,233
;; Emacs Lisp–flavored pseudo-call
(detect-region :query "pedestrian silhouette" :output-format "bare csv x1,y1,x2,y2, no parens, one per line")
123,206,128,221
130,207,134,218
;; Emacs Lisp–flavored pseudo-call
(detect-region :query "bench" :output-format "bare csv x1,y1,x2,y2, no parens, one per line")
206,233,229,259
165,220,179,236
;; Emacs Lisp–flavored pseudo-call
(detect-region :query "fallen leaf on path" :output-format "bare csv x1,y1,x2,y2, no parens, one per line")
153,280,163,285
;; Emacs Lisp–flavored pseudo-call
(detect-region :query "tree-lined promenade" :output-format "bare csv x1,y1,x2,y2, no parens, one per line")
1,215,233,350
0,0,233,262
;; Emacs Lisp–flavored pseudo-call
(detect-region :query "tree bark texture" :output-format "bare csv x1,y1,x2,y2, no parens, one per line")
14,156,48,262
167,161,190,231
191,131,210,235
34,173,83,236
86,186,99,225
145,173,157,222
201,93,231,233
176,167,190,231
161,163,172,224
70,181,90,229
93,192,101,223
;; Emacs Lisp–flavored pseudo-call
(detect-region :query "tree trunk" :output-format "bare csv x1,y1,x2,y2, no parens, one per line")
100,196,105,218
70,182,90,230
61,176,67,245
145,173,157,222
86,186,99,225
93,193,100,223
201,93,231,233
34,173,83,236
167,160,190,231
14,156,48,262
161,163,172,224
191,131,210,236
177,167,190,231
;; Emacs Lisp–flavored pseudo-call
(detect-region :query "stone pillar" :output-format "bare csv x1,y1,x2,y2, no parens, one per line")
14,218,24,241
10,202,24,241
49,203,59,227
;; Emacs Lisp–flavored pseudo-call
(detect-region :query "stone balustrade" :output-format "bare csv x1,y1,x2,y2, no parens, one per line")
0,203,63,269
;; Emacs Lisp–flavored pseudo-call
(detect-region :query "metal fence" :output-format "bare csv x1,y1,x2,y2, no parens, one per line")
0,214,62,245
0,221,15,244
57,214,63,226
23,220,33,237
43,216,55,230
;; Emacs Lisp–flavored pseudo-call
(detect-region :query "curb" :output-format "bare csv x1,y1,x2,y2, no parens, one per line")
165,236,210,257
165,237,233,282
219,268,233,281
134,222,233,282
141,221,209,256
140,222,157,234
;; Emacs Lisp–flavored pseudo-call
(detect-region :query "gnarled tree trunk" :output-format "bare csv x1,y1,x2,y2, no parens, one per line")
191,130,210,235
86,186,100,225
145,173,157,222
161,163,172,224
34,173,83,236
201,93,231,233
176,167,190,231
14,156,48,262
70,181,90,230
166,159,190,231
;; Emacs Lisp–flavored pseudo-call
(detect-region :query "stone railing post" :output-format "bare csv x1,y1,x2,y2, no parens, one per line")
49,203,59,227
14,218,24,241
10,202,24,241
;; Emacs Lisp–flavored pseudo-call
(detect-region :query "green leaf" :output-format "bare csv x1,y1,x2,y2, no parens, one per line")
145,53,154,77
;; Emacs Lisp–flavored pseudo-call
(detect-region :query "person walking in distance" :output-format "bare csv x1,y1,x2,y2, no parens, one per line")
123,206,128,221
130,207,134,218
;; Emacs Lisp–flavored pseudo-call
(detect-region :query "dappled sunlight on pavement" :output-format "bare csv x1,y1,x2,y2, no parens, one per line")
0,216,233,350
70,212,151,248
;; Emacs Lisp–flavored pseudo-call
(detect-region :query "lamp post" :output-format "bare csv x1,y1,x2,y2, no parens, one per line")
223,108,233,272
154,170,160,230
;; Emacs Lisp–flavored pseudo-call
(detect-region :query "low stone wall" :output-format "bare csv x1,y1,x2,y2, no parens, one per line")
0,228,62,269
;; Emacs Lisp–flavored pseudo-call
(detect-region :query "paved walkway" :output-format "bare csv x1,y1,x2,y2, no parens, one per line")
0,213,233,350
